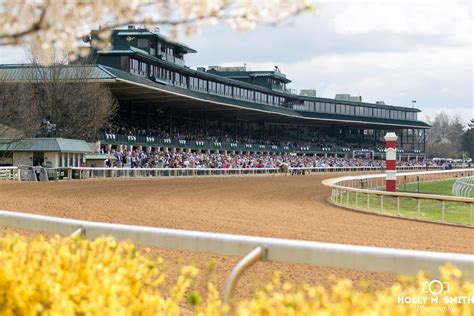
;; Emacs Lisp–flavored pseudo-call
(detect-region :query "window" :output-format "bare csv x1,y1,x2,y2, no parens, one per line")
242,89,248,100
137,39,148,49
253,91,267,104
174,72,180,85
246,89,251,100
150,65,155,77
198,79,207,91
364,107,370,116
225,85,232,96
346,105,353,115
120,56,129,71
150,41,156,56
129,58,147,76
209,81,217,94
304,100,311,111
406,112,417,120
234,87,240,98
315,102,321,112
328,103,335,113
217,83,224,95
130,58,138,73
190,77,199,90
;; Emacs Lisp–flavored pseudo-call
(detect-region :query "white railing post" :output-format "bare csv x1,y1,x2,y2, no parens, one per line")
417,200,421,219
470,203,473,226
441,201,445,222
223,246,266,304
397,197,400,216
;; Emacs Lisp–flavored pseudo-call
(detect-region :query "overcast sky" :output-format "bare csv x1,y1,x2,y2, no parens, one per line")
1,0,472,122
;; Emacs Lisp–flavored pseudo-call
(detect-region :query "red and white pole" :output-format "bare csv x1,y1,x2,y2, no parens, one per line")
384,132,398,192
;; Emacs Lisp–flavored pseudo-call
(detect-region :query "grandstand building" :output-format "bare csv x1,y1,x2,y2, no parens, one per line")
1,26,430,160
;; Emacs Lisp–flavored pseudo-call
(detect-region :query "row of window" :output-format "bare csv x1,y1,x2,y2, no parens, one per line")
302,100,417,120
192,79,285,106
129,58,147,76
128,58,417,121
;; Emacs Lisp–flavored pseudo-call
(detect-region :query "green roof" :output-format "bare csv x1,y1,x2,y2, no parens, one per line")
115,30,197,53
208,70,292,84
0,138,92,153
0,64,115,81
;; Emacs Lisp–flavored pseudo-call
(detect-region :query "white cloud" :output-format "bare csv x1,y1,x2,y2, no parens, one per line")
240,45,472,120
0,0,472,122
0,46,28,64
332,0,471,45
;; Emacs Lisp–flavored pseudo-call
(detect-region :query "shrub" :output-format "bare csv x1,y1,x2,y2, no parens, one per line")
0,234,198,315
0,234,472,315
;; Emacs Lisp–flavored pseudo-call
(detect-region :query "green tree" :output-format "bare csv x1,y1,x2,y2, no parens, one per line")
461,126,474,158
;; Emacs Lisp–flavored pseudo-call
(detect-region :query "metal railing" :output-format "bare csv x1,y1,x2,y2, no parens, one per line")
323,168,474,226
0,166,20,181
0,209,473,303
2,165,443,181
453,176,474,198
44,165,440,180
99,133,427,156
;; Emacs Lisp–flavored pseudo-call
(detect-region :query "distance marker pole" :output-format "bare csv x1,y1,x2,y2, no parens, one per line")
384,132,398,192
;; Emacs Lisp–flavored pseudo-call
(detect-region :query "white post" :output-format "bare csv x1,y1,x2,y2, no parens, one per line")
417,199,421,219
441,201,445,222
397,197,400,216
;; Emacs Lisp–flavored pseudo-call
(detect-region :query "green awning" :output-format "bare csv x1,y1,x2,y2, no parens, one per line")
0,138,92,153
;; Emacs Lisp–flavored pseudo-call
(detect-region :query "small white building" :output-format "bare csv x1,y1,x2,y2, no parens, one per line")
0,138,92,167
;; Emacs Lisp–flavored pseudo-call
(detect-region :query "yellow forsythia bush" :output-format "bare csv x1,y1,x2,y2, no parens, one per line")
0,234,199,315
231,268,474,315
0,234,473,315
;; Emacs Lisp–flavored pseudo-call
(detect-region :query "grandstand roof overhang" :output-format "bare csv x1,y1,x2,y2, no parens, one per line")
0,64,430,129
110,83,429,129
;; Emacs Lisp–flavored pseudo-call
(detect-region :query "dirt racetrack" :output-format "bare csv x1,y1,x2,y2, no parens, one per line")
1,173,473,297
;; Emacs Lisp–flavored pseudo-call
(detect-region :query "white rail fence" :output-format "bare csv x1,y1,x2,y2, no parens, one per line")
0,167,20,181
453,176,474,198
323,168,474,226
2,165,443,181
0,209,473,303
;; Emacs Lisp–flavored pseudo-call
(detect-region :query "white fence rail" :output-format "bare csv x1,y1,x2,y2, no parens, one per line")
323,168,474,226
3,165,445,181
0,167,20,181
2,165,443,181
453,176,474,197
0,210,473,280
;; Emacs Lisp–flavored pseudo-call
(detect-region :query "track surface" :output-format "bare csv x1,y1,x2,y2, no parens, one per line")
1,173,473,297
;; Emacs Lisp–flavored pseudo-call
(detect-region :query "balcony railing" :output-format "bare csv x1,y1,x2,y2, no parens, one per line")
99,133,425,156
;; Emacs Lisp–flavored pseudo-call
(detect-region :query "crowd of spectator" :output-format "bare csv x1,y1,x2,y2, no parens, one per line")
101,149,425,169
105,123,359,149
